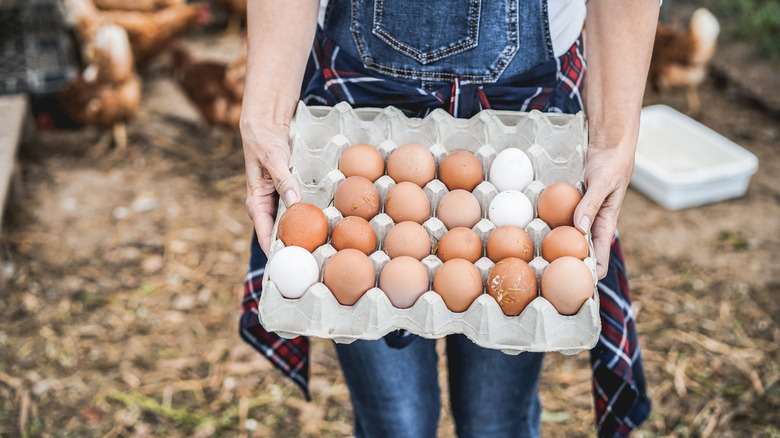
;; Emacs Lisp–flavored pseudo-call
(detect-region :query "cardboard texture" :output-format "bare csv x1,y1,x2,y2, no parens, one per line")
258,102,600,355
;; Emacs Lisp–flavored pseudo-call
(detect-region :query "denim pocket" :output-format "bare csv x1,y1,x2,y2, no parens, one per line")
372,0,481,64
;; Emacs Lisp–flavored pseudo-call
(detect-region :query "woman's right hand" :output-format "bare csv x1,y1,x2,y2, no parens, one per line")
241,118,301,256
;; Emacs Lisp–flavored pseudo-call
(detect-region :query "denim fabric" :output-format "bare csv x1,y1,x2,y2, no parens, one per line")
323,0,553,87
335,335,544,438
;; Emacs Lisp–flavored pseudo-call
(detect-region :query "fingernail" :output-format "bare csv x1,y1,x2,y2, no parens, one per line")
577,216,591,234
283,190,297,207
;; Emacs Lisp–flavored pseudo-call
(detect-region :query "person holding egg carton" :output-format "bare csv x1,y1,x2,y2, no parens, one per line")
238,1,658,437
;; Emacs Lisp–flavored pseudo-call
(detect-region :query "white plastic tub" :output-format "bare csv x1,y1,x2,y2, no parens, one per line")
631,105,759,210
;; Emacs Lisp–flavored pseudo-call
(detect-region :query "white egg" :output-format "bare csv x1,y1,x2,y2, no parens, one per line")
266,246,320,299
489,148,534,192
488,190,534,228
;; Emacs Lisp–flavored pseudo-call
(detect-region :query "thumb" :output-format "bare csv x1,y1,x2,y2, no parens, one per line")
264,158,301,208
573,187,603,236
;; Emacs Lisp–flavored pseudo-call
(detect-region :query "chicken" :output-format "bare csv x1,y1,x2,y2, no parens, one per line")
648,8,721,117
92,0,184,12
169,44,244,151
100,2,212,65
59,22,141,150
217,0,247,35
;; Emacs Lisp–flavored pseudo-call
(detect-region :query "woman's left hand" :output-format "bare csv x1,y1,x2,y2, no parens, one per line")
574,140,637,279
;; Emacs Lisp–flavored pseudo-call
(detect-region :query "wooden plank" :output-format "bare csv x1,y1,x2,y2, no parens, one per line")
0,93,29,289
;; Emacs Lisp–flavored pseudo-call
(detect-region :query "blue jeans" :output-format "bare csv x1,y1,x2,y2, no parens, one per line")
335,335,544,438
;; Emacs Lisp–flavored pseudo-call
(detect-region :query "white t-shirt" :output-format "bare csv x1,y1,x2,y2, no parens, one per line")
318,0,588,59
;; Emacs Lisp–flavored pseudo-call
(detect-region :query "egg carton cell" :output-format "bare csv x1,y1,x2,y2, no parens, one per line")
260,102,599,354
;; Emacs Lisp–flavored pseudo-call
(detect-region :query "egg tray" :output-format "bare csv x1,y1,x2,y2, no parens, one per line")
258,101,600,355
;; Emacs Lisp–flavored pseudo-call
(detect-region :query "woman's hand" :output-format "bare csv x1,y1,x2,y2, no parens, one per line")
580,0,660,278
241,0,319,255
241,119,301,256
574,140,636,279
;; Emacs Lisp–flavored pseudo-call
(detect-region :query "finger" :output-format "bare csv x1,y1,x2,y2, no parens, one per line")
590,219,614,279
573,182,606,236
262,147,301,208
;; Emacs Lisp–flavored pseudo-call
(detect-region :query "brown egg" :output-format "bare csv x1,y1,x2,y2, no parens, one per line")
386,143,436,187
541,256,594,315
383,221,431,260
487,257,538,316
436,227,482,263
385,181,431,224
438,150,483,191
433,259,483,312
334,176,380,221
436,189,481,230
323,248,376,306
277,202,329,252
541,226,588,262
486,225,534,263
338,143,385,182
330,216,377,255
537,182,582,228
379,256,429,308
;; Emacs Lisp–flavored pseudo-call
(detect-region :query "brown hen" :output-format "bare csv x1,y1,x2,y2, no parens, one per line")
100,2,211,65
92,0,184,12
648,8,721,116
59,21,141,150
170,44,245,151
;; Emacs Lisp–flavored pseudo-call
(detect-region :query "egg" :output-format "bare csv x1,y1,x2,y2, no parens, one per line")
433,259,483,312
379,256,429,308
541,226,588,262
436,227,482,263
384,181,431,224
330,216,377,255
487,257,538,316
488,190,534,228
541,256,594,315
486,225,534,263
266,246,320,299
386,143,436,187
436,189,481,230
277,202,329,252
334,175,381,221
489,148,534,192
338,143,385,182
383,221,431,260
438,150,483,191
537,182,582,228
323,248,376,305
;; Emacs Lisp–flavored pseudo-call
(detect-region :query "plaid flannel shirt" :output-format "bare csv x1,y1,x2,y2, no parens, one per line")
240,29,651,438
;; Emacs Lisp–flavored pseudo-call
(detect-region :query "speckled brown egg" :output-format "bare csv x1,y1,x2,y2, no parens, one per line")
334,176,380,221
541,226,588,262
438,150,483,192
384,181,431,224
386,143,436,187
487,257,537,316
433,258,483,312
330,216,377,255
541,256,594,315
338,143,385,182
379,256,429,309
537,182,582,228
323,248,376,306
383,221,431,260
277,202,329,252
436,227,482,263
436,189,481,230
486,225,534,263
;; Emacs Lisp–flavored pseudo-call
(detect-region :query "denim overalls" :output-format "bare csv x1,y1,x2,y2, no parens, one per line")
322,0,555,88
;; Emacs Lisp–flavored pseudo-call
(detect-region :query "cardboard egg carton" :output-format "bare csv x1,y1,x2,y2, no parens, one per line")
258,101,599,355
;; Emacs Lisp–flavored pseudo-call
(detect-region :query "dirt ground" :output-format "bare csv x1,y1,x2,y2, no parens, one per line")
1,5,779,438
